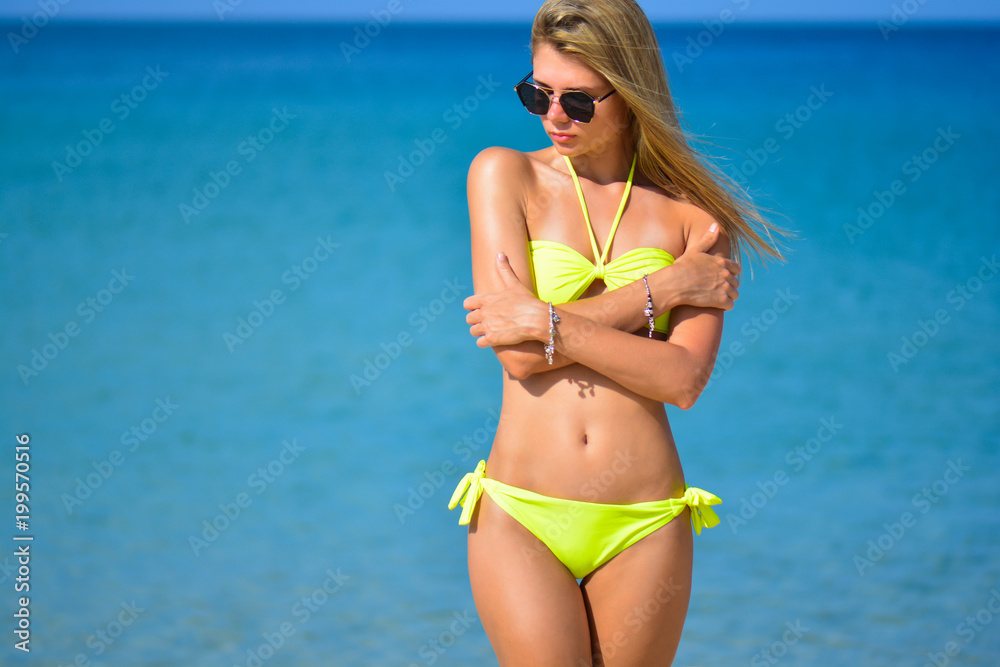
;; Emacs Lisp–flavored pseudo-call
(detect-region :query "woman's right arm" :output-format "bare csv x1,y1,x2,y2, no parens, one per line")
467,147,546,377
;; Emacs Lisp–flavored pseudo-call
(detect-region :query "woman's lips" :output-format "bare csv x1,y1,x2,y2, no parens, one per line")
551,132,575,143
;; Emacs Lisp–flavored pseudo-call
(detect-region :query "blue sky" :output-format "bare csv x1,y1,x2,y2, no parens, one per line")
1,0,998,22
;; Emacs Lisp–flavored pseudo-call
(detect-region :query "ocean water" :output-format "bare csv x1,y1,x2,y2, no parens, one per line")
0,19,998,667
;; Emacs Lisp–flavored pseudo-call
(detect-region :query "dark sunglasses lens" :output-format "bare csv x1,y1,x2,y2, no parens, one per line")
516,83,549,115
560,92,595,122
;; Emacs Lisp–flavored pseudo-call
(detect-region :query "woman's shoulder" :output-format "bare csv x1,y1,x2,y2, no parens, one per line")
469,146,553,180
666,198,729,257
634,181,726,256
468,147,566,208
466,148,530,215
468,146,551,182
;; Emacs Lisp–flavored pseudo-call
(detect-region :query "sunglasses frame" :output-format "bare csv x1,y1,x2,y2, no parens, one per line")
514,71,616,123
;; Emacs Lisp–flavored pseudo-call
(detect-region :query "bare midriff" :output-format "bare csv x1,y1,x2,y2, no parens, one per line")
486,360,687,504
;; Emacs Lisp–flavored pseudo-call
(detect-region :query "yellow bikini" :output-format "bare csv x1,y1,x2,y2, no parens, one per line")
529,154,675,333
450,155,721,579
449,460,721,579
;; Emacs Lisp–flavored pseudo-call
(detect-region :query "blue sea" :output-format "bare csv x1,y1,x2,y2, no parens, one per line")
1,17,998,667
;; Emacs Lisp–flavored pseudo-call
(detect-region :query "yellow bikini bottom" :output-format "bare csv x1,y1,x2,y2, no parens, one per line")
449,460,721,579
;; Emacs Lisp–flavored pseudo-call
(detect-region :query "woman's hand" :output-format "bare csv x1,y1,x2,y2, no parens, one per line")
667,223,741,311
464,252,548,348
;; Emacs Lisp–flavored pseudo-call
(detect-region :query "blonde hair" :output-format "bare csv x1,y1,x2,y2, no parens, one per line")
532,0,785,264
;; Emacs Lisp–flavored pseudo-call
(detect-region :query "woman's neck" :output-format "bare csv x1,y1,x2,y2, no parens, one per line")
562,141,635,185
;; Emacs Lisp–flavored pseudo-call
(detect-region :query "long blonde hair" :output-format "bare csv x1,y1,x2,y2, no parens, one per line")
532,0,786,263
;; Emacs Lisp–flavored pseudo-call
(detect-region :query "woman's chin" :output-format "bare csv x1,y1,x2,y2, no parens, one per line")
549,140,585,157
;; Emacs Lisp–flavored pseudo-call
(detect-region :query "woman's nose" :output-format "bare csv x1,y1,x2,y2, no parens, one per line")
546,94,571,123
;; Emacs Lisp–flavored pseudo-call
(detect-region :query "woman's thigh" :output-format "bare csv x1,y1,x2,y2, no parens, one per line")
468,493,593,667
580,509,694,667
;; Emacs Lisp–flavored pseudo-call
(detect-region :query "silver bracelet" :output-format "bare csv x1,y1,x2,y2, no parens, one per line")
545,302,560,364
642,275,654,338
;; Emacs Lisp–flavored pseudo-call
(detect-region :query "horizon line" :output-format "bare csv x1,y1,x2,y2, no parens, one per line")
1,16,999,26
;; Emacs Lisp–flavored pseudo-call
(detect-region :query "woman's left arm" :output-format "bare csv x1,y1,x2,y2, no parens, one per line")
550,300,722,409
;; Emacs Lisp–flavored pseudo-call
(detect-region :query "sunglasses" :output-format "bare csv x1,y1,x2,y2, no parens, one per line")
514,71,616,123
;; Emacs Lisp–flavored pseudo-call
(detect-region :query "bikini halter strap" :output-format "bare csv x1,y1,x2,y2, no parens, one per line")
563,153,637,266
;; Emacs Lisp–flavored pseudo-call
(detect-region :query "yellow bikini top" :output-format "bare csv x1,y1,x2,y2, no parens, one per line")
529,154,675,333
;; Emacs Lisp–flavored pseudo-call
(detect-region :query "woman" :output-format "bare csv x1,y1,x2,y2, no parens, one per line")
449,1,784,665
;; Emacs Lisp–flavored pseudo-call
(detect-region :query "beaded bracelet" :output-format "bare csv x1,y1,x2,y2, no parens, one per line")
545,302,560,364
642,275,654,338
